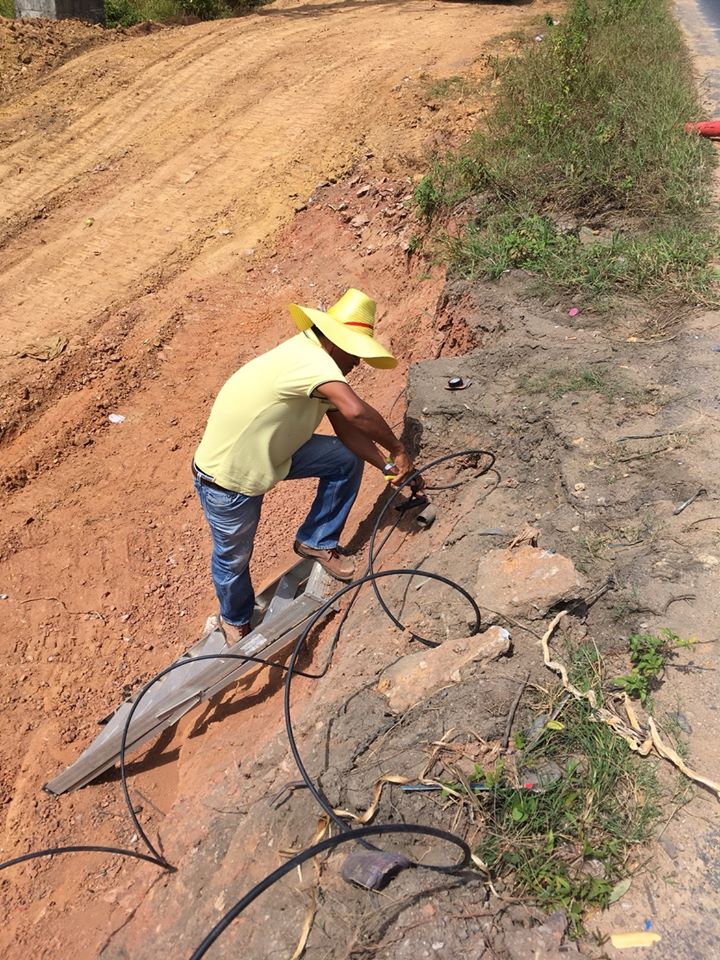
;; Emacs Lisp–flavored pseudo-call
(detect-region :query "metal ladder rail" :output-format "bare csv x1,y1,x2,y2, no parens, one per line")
44,561,336,796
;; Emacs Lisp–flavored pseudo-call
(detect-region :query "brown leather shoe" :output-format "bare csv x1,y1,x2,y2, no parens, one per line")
293,541,355,581
220,618,252,644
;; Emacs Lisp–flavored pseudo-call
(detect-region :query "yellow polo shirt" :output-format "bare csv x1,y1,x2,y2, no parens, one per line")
194,332,346,496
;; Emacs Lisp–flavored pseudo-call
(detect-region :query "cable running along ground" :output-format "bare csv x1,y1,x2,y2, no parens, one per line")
0,447,496,960
191,449,495,954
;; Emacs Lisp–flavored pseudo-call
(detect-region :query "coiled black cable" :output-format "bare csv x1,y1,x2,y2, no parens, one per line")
283,568,481,841
367,450,496,646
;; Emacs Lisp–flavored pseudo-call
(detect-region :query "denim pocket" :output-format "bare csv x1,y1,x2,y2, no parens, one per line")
204,485,245,509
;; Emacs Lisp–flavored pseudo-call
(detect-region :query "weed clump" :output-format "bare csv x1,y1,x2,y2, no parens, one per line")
613,628,688,704
519,365,632,401
466,649,660,930
423,74,480,101
416,0,718,302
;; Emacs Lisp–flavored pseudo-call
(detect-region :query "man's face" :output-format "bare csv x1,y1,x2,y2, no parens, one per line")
332,345,361,376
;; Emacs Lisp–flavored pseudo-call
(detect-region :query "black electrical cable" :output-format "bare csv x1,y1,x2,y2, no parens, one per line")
308,449,497,673
189,823,471,960
422,462,501,493
0,651,318,875
0,845,166,874
283,568,481,842
367,449,496,647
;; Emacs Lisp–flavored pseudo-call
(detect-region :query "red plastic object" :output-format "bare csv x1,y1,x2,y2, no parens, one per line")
684,120,720,138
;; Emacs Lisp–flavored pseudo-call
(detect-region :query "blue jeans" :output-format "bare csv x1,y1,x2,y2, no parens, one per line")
194,434,363,627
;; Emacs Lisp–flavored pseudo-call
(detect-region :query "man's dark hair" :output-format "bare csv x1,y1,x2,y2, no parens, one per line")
308,323,329,343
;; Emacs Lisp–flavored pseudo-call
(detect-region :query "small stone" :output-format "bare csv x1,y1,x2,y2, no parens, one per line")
699,554,720,567
578,225,613,247
658,833,680,859
667,710,692,734
350,214,369,228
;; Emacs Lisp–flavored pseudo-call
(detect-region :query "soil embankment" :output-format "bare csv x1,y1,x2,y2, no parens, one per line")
0,3,542,956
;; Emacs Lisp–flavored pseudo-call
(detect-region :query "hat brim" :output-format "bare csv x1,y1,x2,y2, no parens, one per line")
288,303,397,370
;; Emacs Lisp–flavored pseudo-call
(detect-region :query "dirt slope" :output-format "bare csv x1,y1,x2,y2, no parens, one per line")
0,0,512,432
0,2,542,957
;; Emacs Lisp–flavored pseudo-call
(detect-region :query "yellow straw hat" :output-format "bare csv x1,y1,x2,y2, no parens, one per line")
288,288,397,370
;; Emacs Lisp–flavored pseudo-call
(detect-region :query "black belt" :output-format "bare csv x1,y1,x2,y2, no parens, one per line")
191,461,230,493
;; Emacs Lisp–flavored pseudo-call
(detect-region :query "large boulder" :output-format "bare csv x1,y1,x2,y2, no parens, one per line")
476,544,586,621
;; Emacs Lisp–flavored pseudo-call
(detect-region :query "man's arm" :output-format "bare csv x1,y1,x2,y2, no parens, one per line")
317,380,414,483
327,409,387,471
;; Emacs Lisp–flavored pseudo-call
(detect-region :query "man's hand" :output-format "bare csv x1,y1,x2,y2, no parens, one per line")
385,449,418,487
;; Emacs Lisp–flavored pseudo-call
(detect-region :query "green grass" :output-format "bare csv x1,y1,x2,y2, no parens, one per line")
520,365,627,400
468,648,660,931
445,214,718,301
416,0,718,303
577,531,610,567
0,0,14,16
104,0,261,26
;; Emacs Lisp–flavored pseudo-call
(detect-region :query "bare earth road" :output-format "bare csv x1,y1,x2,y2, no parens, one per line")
0,1,539,956
0,0,514,383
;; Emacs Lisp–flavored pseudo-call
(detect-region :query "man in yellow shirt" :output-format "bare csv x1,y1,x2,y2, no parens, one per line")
192,289,416,642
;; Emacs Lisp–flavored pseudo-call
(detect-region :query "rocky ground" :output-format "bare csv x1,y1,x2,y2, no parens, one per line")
90,271,720,959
